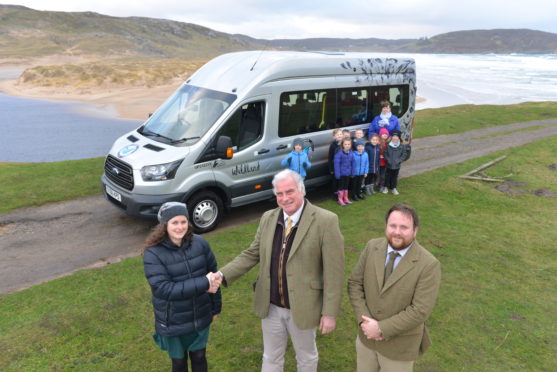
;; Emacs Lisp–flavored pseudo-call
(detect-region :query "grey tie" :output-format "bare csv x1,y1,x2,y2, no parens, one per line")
384,251,400,285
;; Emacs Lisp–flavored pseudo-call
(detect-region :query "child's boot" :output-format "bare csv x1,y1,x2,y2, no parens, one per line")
337,191,346,206
365,185,373,195
343,190,353,205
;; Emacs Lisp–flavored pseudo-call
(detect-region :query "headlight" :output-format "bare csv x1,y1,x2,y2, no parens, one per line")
140,159,183,181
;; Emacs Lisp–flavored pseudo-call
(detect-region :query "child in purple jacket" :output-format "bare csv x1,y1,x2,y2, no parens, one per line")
334,138,354,206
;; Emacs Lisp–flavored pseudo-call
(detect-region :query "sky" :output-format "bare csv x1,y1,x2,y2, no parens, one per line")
4,0,557,40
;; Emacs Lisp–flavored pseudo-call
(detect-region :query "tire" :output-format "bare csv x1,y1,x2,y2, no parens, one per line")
187,191,224,233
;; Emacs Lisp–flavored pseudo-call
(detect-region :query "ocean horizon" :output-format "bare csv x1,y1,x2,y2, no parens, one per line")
1,53,556,162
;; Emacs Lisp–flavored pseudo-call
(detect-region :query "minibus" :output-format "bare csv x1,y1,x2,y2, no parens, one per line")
102,51,416,232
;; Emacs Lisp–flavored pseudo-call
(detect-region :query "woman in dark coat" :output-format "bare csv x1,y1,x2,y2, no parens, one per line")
143,202,221,372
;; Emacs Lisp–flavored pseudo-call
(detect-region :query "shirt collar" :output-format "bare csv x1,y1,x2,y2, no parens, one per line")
283,200,305,227
387,241,413,258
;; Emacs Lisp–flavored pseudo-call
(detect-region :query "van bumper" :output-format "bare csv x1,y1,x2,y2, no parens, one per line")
101,175,184,219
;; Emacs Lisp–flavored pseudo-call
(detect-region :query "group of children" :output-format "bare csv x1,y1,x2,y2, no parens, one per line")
329,127,411,205
281,126,411,206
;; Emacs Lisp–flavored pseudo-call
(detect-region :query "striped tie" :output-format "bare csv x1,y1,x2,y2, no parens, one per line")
284,217,293,238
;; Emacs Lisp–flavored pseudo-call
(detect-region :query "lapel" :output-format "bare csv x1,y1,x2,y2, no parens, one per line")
263,208,282,268
381,241,421,294
374,241,388,290
287,201,315,262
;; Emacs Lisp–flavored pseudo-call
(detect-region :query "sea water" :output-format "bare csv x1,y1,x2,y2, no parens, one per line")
410,53,557,109
1,54,556,162
0,92,141,162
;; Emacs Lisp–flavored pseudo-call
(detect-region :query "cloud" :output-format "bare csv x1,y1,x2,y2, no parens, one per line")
6,0,557,39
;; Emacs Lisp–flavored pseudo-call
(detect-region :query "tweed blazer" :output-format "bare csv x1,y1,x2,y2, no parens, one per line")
221,201,345,330
348,238,441,361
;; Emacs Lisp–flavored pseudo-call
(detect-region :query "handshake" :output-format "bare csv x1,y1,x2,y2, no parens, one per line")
205,271,223,293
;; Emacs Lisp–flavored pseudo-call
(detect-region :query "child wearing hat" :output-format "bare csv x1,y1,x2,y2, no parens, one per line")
281,138,311,179
383,129,411,195
351,139,369,201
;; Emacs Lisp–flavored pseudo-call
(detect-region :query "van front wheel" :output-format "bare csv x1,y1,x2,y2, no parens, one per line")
187,191,223,233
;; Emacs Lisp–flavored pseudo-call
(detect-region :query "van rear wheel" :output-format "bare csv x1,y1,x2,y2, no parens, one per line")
187,191,223,233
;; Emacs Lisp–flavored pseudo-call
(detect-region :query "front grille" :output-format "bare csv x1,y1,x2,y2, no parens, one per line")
105,155,134,191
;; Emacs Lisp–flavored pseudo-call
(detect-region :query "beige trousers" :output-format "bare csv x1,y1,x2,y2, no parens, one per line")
356,335,414,372
261,304,318,372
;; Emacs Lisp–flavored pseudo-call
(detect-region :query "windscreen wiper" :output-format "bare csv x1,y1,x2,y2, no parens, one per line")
171,136,201,144
141,129,174,142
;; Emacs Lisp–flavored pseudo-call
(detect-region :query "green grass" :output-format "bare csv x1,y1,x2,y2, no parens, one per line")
413,101,557,138
1,136,556,371
0,158,104,214
1,102,557,215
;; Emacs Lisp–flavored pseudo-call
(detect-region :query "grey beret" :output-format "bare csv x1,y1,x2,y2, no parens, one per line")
157,202,188,223
292,138,304,148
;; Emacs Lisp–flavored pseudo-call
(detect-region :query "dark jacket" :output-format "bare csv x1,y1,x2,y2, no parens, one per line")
143,235,222,337
328,140,341,173
385,143,411,170
334,149,354,179
365,142,381,174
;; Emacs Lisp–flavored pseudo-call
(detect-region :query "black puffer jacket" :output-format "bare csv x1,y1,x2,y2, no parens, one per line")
143,234,222,337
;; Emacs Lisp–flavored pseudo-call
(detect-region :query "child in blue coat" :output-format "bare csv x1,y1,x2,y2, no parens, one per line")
281,138,311,179
334,138,354,206
351,139,369,201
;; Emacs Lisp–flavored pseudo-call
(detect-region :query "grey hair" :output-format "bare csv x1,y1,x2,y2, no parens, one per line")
272,169,306,196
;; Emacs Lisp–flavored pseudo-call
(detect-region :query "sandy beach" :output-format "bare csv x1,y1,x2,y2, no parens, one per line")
0,56,427,120
0,77,181,120
0,77,427,120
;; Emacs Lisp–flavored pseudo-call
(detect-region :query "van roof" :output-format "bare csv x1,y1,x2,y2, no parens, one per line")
186,51,415,95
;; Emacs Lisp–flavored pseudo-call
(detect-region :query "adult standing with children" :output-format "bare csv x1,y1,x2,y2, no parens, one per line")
368,100,401,137
218,169,345,372
347,204,441,372
143,202,221,372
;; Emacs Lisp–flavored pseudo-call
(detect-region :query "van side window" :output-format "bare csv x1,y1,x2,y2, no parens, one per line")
279,89,336,137
197,101,265,163
221,101,264,151
369,86,408,118
338,88,371,125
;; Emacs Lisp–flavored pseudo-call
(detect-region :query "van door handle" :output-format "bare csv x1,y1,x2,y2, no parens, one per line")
276,144,287,150
258,148,270,154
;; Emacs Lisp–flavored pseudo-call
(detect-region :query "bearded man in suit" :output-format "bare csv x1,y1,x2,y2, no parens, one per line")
219,169,345,372
348,204,441,372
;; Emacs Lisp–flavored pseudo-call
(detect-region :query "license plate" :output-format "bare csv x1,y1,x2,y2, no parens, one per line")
105,185,122,202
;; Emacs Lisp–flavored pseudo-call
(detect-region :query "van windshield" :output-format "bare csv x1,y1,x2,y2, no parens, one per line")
140,84,236,145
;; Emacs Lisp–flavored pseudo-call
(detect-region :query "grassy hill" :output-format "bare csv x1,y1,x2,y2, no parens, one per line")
1,4,557,61
0,5,263,59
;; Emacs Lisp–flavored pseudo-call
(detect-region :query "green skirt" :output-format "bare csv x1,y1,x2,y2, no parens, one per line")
153,326,210,359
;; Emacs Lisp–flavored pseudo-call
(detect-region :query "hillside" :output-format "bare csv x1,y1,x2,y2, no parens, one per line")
1,5,557,61
0,5,263,59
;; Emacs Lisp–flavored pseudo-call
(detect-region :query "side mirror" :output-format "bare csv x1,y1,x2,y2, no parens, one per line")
216,136,233,159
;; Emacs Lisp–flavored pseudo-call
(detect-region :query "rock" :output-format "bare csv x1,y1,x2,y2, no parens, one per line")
533,189,557,198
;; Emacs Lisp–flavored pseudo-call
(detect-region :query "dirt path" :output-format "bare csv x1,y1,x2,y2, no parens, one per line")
2,118,556,294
